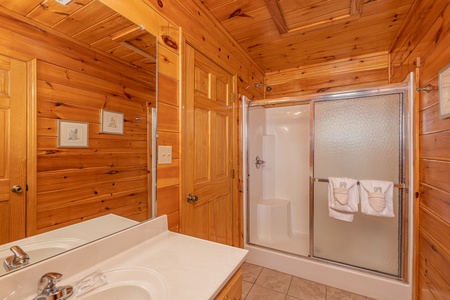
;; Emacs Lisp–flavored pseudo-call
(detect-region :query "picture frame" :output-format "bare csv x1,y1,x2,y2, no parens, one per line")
57,120,89,148
100,109,124,135
439,63,450,119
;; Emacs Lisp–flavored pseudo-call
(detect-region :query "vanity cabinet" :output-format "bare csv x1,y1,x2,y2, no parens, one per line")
214,268,242,300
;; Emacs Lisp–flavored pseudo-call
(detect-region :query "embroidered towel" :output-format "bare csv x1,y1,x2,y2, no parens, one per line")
359,180,395,217
328,177,359,222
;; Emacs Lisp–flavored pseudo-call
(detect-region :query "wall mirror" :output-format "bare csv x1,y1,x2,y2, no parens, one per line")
0,0,157,276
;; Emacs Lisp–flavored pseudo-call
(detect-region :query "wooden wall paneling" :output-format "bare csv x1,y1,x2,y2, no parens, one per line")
0,14,156,233
166,211,180,232
158,45,179,79
157,131,179,159
37,62,151,101
157,160,180,189
0,12,155,85
265,52,388,98
156,185,179,216
139,0,264,84
419,184,450,224
36,166,148,193
36,177,148,213
390,1,450,82
267,52,389,83
158,73,179,106
37,152,147,172
420,131,450,160
419,207,450,259
418,253,447,300
420,101,450,133
419,77,439,110
180,0,264,76
266,69,387,98
419,228,450,286
36,191,148,232
419,159,450,192
158,102,179,132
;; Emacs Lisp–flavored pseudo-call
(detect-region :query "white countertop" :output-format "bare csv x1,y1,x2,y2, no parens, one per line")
0,215,248,300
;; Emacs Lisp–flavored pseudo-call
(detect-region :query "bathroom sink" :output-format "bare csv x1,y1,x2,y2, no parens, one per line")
74,268,168,300
1,238,85,274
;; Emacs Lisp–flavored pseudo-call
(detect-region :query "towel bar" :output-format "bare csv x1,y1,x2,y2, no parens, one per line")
312,177,406,189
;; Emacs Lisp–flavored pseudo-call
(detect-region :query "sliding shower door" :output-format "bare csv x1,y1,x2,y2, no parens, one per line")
312,91,407,277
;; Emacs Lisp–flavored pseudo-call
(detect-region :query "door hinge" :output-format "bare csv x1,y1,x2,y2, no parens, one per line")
232,169,235,179
231,92,236,103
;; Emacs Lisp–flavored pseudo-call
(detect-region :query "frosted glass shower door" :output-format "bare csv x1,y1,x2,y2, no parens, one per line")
312,93,405,277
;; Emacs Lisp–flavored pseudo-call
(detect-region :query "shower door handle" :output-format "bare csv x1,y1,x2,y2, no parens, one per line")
255,155,266,169
187,193,199,203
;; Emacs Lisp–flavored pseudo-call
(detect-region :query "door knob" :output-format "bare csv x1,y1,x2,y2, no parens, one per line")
11,185,23,193
187,194,198,203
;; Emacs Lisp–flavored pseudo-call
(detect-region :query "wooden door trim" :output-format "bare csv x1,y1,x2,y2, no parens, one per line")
26,59,37,237
412,59,420,300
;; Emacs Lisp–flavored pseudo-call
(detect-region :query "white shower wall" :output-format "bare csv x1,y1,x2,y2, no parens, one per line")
248,104,310,255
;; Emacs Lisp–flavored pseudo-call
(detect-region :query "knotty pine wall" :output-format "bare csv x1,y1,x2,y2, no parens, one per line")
264,51,389,99
390,0,450,299
102,0,266,241
0,12,155,235
0,0,267,237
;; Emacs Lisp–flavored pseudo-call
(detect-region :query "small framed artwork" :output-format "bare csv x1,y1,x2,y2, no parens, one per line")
57,120,89,148
101,109,124,135
439,63,450,119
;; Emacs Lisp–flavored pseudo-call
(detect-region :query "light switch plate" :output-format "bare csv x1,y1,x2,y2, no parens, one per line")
158,146,172,164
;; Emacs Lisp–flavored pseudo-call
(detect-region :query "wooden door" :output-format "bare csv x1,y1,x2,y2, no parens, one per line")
181,44,234,246
0,54,27,244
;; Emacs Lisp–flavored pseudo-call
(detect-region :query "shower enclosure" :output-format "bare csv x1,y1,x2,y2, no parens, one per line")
244,83,412,299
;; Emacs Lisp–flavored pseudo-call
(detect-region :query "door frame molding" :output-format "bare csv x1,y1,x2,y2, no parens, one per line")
26,58,37,236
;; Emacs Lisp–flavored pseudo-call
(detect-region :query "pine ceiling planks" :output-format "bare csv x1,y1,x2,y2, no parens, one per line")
202,0,416,72
0,0,415,74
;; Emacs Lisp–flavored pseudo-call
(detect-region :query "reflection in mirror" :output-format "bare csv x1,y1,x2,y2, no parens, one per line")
0,0,157,276
0,214,138,275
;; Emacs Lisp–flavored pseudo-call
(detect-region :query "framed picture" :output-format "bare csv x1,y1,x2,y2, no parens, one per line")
57,120,89,148
101,109,124,135
439,63,450,119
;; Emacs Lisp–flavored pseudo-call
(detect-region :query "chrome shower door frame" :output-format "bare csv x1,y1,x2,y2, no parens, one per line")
309,83,410,281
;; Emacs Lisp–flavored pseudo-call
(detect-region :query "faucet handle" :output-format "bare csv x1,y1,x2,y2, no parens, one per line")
38,272,62,294
35,272,73,300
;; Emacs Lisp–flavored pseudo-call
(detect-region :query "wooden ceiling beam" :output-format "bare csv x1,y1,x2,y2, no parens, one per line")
263,0,288,34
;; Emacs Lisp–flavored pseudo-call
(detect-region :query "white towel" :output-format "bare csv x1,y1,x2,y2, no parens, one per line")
359,180,395,217
328,177,359,222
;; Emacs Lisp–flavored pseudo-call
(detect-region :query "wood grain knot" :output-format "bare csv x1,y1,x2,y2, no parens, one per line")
162,35,178,50
157,0,163,8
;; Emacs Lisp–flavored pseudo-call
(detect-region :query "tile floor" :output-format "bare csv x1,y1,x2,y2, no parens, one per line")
242,262,377,300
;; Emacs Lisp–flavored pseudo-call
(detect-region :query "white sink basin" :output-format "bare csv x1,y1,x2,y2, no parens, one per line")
74,268,168,300
1,238,86,274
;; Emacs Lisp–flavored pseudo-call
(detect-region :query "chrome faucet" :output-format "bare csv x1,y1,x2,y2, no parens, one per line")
33,272,73,300
3,245,30,271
